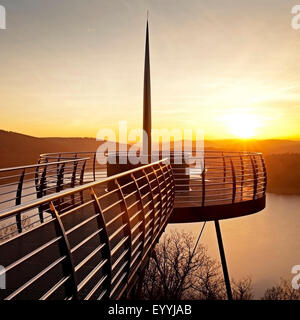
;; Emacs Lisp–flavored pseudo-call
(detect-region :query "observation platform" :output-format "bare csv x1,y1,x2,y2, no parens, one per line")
36,150,266,222
0,150,266,300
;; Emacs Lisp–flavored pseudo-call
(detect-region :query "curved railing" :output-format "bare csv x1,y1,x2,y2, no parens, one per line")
173,151,267,207
40,150,267,208
0,150,267,299
40,152,107,182
0,160,175,300
0,150,267,233
0,157,89,232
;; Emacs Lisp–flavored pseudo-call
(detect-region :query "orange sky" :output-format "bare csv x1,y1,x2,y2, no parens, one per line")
0,0,300,140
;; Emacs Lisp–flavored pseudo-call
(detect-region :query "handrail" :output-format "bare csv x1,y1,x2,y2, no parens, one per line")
0,150,267,220
0,149,267,300
0,159,168,219
171,152,266,208
0,159,174,300
0,157,90,224
38,150,267,209
0,157,90,173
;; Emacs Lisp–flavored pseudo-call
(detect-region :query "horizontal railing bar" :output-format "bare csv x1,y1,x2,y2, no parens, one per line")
0,159,168,219
0,158,90,173
109,223,128,242
59,199,95,218
1,235,62,275
71,229,103,253
0,217,55,245
130,244,143,264
110,270,127,298
111,262,128,287
96,289,107,300
129,209,143,222
132,231,143,247
111,236,129,257
65,214,99,236
77,259,108,292
111,249,129,271
106,210,126,227
40,276,71,300
84,275,107,300
75,243,106,272
5,255,67,300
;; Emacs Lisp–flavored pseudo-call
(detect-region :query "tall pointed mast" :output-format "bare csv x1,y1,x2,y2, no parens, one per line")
143,14,151,162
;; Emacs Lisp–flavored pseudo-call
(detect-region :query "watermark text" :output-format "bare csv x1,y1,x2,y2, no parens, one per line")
0,5,6,29
291,5,300,30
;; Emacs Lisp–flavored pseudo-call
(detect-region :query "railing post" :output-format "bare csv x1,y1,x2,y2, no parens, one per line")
201,155,206,207
115,178,133,284
131,173,146,256
71,155,78,188
222,152,226,184
240,155,244,200
250,155,258,200
79,160,86,186
93,153,96,181
56,154,61,176
35,158,47,195
151,165,164,230
37,164,48,223
260,155,267,195
34,159,41,194
158,162,169,223
167,162,176,207
56,163,65,193
164,163,175,214
230,158,236,204
55,163,65,213
71,157,78,206
89,187,112,299
49,201,78,300
15,169,25,233
79,160,86,204
143,168,156,242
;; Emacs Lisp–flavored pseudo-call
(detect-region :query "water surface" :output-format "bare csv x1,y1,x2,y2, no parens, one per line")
166,193,300,298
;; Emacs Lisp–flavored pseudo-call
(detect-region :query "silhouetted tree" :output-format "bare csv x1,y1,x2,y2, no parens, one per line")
232,277,254,300
140,230,253,300
262,278,300,300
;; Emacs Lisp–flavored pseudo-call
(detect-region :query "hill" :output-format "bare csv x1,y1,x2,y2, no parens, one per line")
0,130,105,168
1,130,300,195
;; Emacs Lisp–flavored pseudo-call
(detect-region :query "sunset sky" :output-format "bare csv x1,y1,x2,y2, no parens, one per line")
0,0,300,139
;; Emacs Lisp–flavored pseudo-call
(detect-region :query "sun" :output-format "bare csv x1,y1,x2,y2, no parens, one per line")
224,112,262,139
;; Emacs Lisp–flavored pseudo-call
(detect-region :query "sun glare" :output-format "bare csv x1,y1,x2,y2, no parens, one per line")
224,112,262,139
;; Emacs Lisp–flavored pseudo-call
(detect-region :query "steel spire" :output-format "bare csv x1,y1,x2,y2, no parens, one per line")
143,14,151,162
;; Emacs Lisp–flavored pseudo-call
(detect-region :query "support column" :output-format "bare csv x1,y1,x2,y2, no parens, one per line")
214,220,233,300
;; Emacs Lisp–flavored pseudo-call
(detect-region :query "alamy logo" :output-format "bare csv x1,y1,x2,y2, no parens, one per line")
0,5,6,29
0,265,6,289
291,5,300,30
291,265,300,290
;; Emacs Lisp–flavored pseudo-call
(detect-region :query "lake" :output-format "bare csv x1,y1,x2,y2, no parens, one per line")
166,193,300,298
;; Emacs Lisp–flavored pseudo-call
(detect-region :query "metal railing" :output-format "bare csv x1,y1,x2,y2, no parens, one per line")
0,150,266,226
40,152,107,182
39,150,267,208
0,159,175,300
0,158,89,232
172,151,267,207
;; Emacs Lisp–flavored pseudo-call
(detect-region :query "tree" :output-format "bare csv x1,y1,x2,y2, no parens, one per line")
140,229,253,300
262,278,300,300
232,277,254,300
